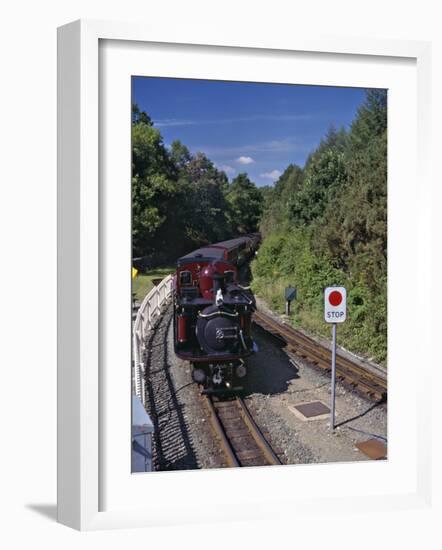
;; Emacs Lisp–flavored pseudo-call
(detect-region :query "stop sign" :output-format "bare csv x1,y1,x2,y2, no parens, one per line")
324,287,346,323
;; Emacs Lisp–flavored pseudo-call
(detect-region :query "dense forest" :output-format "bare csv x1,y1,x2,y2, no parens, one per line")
132,89,387,363
252,90,387,363
132,104,263,261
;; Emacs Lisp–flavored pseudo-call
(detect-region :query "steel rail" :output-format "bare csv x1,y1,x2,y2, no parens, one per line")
253,309,387,401
203,396,240,468
235,397,281,466
203,395,282,467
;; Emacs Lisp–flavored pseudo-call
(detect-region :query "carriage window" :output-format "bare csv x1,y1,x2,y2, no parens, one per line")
180,271,192,285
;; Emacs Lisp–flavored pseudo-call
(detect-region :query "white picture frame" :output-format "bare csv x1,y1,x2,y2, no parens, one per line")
57,19,432,531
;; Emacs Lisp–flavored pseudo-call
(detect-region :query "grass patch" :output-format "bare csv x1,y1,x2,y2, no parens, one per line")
132,266,174,302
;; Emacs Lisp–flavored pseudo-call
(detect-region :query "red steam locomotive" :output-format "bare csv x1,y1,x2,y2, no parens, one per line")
173,235,260,392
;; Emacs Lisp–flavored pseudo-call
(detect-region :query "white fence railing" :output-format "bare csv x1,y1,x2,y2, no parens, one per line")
132,274,174,405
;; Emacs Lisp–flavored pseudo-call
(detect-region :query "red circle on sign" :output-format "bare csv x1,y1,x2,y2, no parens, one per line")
329,290,342,306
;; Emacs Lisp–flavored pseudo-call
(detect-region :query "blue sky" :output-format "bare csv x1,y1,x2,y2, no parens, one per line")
132,77,369,187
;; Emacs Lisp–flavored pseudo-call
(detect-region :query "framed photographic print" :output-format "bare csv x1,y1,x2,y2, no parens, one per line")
57,19,432,530
130,76,388,473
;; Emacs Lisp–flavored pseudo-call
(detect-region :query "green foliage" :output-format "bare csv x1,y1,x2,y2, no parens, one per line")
259,165,304,236
132,103,153,125
226,173,263,234
252,230,343,314
132,114,179,257
170,140,191,169
289,128,348,225
253,91,388,363
291,148,347,224
177,151,232,245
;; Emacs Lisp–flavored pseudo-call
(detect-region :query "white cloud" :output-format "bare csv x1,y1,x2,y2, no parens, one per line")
193,137,310,158
155,113,313,128
156,119,197,127
220,164,235,175
260,169,282,181
236,156,255,165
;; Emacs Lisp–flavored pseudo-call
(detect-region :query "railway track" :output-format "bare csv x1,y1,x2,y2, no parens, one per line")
203,395,282,467
253,309,387,401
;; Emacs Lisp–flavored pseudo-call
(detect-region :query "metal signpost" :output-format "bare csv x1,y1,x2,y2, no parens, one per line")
284,286,297,316
324,286,347,432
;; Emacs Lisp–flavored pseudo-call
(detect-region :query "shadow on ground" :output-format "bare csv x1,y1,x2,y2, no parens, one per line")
335,398,387,431
26,504,57,522
144,311,199,471
242,324,299,396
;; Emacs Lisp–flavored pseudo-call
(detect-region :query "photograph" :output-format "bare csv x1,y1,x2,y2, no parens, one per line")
2,0,433,539
131,77,388,473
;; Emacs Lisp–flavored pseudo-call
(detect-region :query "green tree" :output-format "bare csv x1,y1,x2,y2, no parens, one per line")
320,90,387,278
170,139,191,170
261,164,304,234
178,152,232,245
132,106,179,256
290,128,347,225
226,173,263,234
132,103,153,125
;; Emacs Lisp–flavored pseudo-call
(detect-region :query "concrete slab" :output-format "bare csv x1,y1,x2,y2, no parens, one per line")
289,401,331,422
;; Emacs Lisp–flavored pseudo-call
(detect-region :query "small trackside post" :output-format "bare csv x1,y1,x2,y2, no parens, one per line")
284,286,296,317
